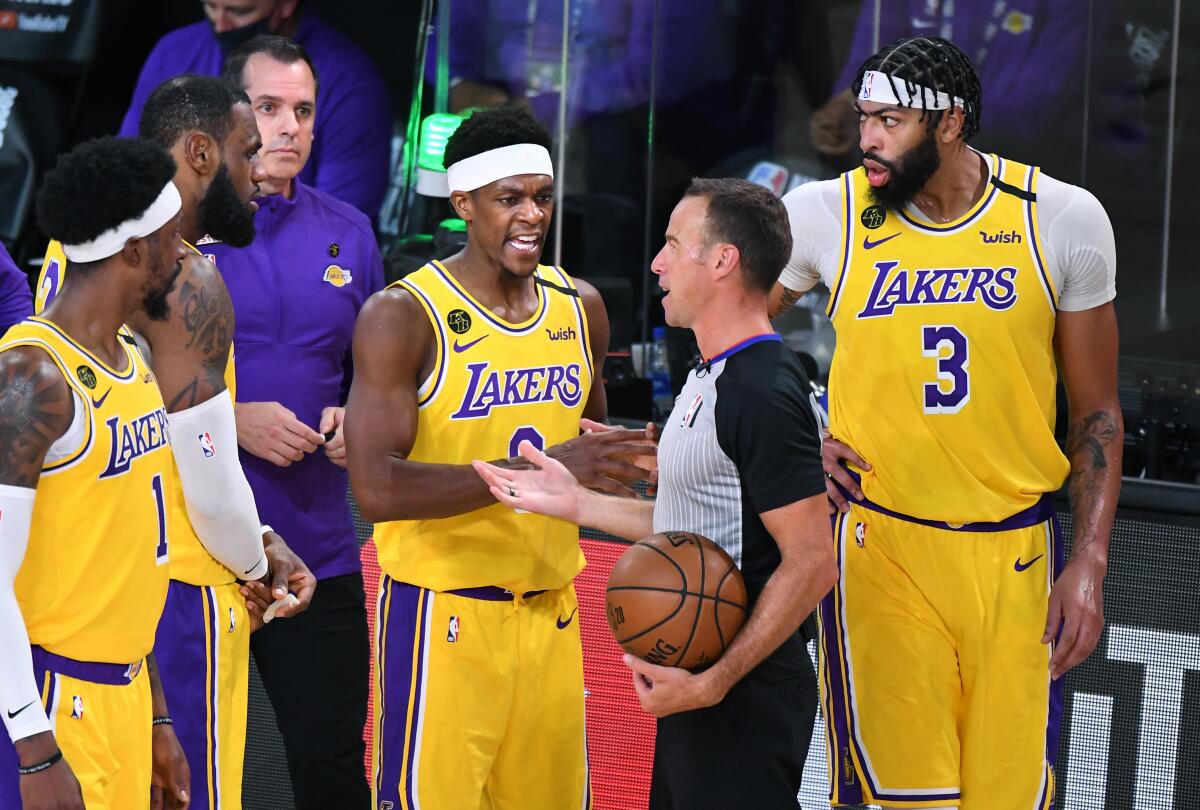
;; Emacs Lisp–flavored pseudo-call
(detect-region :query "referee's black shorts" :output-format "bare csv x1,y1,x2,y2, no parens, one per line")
649,630,818,810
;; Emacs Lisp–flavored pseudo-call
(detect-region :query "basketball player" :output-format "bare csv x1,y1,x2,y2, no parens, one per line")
345,106,653,809
769,37,1121,809
474,178,836,809
34,76,317,810
0,137,187,809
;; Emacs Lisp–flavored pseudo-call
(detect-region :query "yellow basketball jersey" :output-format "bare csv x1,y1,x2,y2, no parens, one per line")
38,241,240,586
826,155,1069,523
1,318,172,664
375,261,595,592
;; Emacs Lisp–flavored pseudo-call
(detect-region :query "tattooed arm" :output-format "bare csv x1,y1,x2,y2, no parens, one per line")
128,252,232,413
1042,302,1122,679
768,283,806,319
0,347,86,809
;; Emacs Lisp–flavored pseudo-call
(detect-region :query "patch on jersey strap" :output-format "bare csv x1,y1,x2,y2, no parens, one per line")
681,393,703,428
322,264,353,287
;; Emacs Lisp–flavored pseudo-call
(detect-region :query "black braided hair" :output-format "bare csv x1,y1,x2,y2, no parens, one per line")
852,37,982,140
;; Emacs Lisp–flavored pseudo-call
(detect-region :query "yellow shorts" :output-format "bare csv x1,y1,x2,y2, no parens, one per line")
372,577,591,810
154,580,250,810
819,500,1063,809
0,648,151,810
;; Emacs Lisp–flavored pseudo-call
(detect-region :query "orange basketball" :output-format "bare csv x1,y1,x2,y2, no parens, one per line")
605,531,748,671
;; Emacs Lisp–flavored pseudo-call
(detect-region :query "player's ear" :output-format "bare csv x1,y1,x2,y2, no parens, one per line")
449,190,473,222
181,131,217,177
120,235,146,269
939,106,964,143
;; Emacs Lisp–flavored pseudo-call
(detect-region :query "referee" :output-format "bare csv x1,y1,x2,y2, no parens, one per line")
474,177,836,809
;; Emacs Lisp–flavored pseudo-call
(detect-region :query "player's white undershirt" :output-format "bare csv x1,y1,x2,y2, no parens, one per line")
779,150,1116,312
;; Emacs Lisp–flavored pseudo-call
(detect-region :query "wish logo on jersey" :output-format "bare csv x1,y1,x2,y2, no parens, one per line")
99,409,171,479
451,361,583,419
856,260,1018,319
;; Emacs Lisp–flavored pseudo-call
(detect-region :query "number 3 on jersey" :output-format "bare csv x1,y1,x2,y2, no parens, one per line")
921,325,969,414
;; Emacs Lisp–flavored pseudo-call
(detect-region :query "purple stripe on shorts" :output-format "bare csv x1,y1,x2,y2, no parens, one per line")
818,513,864,805
1044,515,1067,809
376,578,425,809
154,580,215,810
405,587,432,806
206,587,221,809
30,646,139,686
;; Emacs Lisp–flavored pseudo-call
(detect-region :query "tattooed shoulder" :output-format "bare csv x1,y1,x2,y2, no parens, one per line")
0,347,74,487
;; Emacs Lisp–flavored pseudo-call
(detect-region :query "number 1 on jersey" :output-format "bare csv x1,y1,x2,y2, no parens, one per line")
151,473,169,565
921,325,970,414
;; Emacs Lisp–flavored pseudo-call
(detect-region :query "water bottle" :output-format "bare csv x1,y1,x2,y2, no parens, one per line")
648,327,674,422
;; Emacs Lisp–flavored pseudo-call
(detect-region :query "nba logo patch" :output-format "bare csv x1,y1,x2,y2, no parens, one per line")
447,616,460,643
323,264,352,288
71,696,83,720
681,393,703,428
228,607,237,633
199,432,216,458
855,522,866,548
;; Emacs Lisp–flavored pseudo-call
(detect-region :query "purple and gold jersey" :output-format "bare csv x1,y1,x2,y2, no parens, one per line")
374,261,594,593
1,318,172,664
826,155,1069,523
37,240,241,586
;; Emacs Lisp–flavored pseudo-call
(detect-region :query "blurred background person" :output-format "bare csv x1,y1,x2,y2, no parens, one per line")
118,0,391,220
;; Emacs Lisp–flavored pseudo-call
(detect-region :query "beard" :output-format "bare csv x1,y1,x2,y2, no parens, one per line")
198,165,257,247
865,130,942,211
143,258,182,322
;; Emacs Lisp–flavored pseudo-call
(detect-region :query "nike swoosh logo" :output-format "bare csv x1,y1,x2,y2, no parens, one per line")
452,335,488,353
556,607,578,630
7,700,36,720
862,232,900,250
90,388,111,409
1014,554,1045,572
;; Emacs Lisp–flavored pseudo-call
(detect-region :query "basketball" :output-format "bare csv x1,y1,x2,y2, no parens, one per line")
605,531,748,671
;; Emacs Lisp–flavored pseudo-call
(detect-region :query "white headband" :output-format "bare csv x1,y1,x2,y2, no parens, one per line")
61,181,183,263
859,69,964,111
445,143,554,193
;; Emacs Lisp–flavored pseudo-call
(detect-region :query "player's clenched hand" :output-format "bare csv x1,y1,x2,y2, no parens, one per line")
473,441,583,522
151,723,190,809
234,401,324,467
17,732,85,810
820,431,871,514
547,425,656,496
243,531,317,631
1043,554,1106,680
319,406,347,468
623,654,725,718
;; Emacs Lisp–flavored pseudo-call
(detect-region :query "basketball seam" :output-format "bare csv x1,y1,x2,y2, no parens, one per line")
672,537,707,668
607,544,688,645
